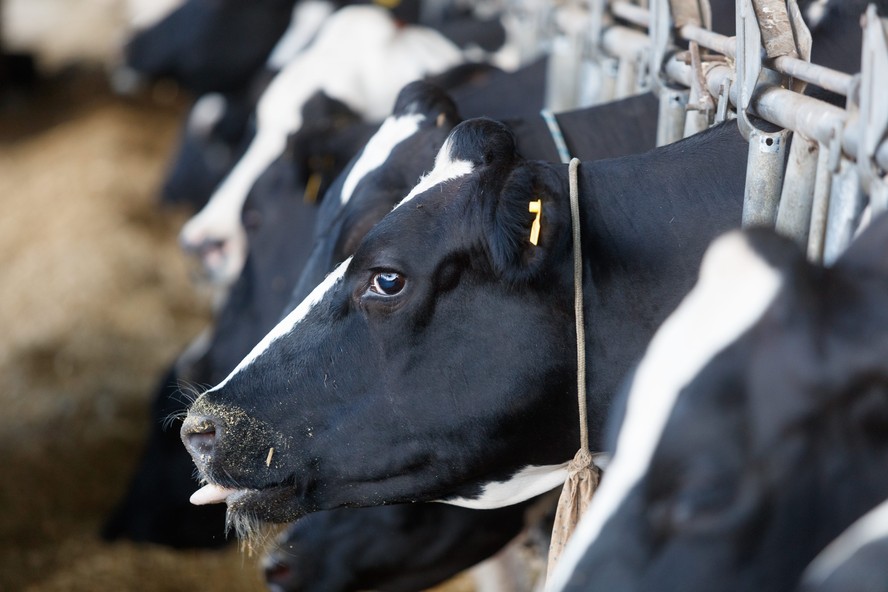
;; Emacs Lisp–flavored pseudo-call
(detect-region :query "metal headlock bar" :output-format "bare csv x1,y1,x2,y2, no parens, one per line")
546,0,888,263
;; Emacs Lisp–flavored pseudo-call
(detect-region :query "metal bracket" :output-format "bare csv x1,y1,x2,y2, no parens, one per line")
736,0,811,139
649,0,712,95
857,5,888,212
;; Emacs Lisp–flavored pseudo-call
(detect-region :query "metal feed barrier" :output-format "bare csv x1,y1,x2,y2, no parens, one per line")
538,0,888,264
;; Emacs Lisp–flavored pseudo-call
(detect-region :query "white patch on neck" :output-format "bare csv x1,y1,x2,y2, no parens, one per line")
340,112,425,207
265,0,334,70
208,257,352,393
187,93,227,138
396,137,474,208
443,463,570,509
549,232,784,592
802,498,888,586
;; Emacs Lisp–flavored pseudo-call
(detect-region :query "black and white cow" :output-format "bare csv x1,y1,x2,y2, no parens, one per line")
105,81,457,547
179,116,748,532
122,0,336,95
161,90,257,210
262,500,534,592
798,497,888,592
550,213,888,591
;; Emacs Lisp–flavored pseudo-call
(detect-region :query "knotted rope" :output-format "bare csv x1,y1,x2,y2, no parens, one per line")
545,157,601,583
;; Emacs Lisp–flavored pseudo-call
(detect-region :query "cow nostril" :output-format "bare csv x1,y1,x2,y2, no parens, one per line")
182,417,220,458
180,234,226,259
198,239,226,258
264,560,294,586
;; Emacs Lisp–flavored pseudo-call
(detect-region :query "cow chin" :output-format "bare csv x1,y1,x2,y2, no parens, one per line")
225,485,308,540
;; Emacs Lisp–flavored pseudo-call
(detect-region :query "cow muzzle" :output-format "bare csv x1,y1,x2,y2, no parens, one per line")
181,413,222,469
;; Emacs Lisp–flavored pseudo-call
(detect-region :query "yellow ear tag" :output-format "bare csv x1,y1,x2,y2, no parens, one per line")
303,172,322,204
529,199,542,245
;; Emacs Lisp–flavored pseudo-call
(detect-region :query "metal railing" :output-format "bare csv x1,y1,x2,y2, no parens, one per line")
539,0,888,264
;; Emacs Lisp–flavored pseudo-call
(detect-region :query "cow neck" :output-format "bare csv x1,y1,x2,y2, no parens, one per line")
542,110,589,455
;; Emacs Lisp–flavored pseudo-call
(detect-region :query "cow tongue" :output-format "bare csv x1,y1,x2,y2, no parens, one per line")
190,483,240,505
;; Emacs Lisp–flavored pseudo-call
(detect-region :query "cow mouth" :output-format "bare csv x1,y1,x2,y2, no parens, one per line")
190,482,299,524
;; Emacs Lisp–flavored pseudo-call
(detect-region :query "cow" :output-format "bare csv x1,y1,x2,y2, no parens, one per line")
160,90,256,210
105,80,457,547
123,0,306,94
178,4,463,287
176,0,869,289
798,497,888,592
178,115,748,536
262,500,536,592
549,213,888,592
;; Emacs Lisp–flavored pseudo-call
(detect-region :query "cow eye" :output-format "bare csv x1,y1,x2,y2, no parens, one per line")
369,272,406,296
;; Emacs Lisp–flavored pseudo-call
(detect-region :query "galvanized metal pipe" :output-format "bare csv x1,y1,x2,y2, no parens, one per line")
775,135,819,247
611,4,848,96
611,1,651,28
615,53,641,98
546,34,584,111
664,59,888,171
598,56,620,104
742,128,791,227
657,88,689,146
823,159,866,265
806,143,833,263
601,25,652,60
771,55,854,96
679,24,736,57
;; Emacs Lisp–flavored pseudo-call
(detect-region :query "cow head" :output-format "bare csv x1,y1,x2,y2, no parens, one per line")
178,91,365,287
288,79,461,307
552,215,888,592
181,118,587,532
124,0,296,94
162,91,255,210
262,501,529,592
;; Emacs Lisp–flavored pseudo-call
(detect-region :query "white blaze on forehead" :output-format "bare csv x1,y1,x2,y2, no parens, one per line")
444,458,604,510
550,232,784,591
209,257,352,393
396,137,474,208
802,498,888,586
340,112,425,207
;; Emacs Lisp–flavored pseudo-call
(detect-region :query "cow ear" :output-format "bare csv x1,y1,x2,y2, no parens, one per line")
484,161,572,284
443,118,569,283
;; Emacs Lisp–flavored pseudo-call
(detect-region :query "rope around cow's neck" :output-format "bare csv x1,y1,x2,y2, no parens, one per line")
545,157,599,586
569,157,589,457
